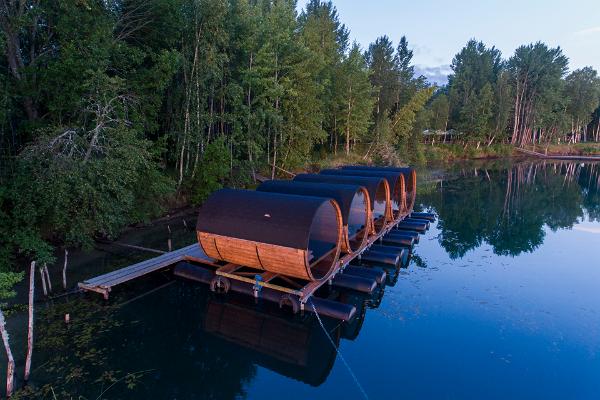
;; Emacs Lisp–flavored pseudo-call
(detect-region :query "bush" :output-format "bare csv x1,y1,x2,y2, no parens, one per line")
190,137,231,205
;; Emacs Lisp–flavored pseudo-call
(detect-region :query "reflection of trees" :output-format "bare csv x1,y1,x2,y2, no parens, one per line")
421,161,600,258
16,283,257,399
16,279,354,398
579,163,600,221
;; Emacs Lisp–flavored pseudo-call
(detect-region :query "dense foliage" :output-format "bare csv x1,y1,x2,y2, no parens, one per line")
1,0,599,284
425,39,600,146
0,0,431,277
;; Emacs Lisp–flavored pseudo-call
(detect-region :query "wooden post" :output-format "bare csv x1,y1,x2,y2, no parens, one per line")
39,267,47,296
24,261,35,382
62,249,68,290
0,310,15,397
43,264,52,293
167,225,172,252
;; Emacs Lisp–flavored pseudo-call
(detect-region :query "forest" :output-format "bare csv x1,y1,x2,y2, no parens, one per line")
1,0,600,290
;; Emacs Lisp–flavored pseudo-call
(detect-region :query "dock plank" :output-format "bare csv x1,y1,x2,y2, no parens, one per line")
79,243,214,298
84,246,193,285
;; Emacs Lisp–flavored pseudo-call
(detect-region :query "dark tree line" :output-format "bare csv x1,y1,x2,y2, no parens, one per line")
1,0,599,285
0,0,432,283
424,40,600,147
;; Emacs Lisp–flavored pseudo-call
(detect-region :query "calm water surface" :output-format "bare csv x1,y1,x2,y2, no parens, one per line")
7,159,600,399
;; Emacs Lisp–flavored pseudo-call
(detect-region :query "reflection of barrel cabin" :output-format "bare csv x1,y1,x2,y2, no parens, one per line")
257,180,370,254
204,299,339,386
320,168,408,219
196,189,343,281
293,174,392,233
342,166,417,212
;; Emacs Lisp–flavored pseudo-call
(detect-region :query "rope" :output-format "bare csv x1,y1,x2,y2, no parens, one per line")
309,299,369,400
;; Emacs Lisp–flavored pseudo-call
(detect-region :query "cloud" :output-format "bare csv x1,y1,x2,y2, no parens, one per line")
411,44,432,57
414,64,452,86
574,225,600,234
574,26,600,36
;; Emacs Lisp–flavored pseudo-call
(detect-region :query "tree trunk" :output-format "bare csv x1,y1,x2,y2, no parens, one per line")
345,85,352,156
0,310,15,397
43,264,52,293
25,261,35,382
62,249,68,290
39,268,47,296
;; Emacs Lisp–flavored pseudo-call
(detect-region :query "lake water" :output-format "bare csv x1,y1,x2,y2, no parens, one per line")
6,159,600,399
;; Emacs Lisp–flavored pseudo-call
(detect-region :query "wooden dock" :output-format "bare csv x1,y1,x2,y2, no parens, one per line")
78,243,214,299
516,147,600,161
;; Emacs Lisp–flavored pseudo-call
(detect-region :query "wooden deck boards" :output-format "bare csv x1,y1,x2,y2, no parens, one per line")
79,243,212,298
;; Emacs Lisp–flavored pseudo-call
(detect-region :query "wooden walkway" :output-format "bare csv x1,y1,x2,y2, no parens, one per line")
78,243,214,299
516,147,600,161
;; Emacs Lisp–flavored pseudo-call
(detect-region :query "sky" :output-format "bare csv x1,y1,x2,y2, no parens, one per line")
296,0,600,85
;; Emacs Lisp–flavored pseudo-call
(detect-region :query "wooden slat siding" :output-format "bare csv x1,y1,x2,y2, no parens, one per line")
79,244,209,292
200,232,311,280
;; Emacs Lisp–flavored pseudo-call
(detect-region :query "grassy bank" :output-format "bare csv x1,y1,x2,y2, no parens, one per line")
419,143,514,162
520,143,600,157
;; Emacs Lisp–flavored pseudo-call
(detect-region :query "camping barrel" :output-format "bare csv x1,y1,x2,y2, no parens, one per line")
319,169,407,218
257,180,370,254
341,166,417,211
196,189,343,281
293,173,392,233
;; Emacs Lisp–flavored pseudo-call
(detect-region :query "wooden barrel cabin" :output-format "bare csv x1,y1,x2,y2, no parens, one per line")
341,166,417,211
293,173,392,233
196,189,343,281
257,180,371,254
319,169,407,219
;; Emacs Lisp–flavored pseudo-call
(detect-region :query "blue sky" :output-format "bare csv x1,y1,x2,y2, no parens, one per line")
297,0,600,84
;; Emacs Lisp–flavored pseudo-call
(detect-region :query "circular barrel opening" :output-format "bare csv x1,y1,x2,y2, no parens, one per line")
387,174,406,218
404,169,417,211
372,180,388,233
340,166,417,213
347,188,370,252
293,174,391,235
320,168,405,222
256,180,370,254
307,200,342,280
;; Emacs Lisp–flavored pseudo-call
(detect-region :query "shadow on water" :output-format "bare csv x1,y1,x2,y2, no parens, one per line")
4,159,600,399
13,280,352,399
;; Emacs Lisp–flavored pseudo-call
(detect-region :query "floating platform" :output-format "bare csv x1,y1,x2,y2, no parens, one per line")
79,165,436,321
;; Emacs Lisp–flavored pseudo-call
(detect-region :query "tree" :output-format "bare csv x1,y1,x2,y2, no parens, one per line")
298,0,348,150
492,69,513,144
394,36,416,109
391,86,435,145
429,93,449,131
366,36,397,131
508,42,569,145
564,67,600,142
336,43,374,154
448,39,502,140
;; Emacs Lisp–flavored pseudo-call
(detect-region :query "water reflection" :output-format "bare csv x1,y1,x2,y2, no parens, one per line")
17,277,379,398
10,160,600,399
419,161,600,258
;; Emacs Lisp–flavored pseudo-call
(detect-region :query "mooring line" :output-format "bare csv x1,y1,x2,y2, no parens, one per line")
309,300,369,400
